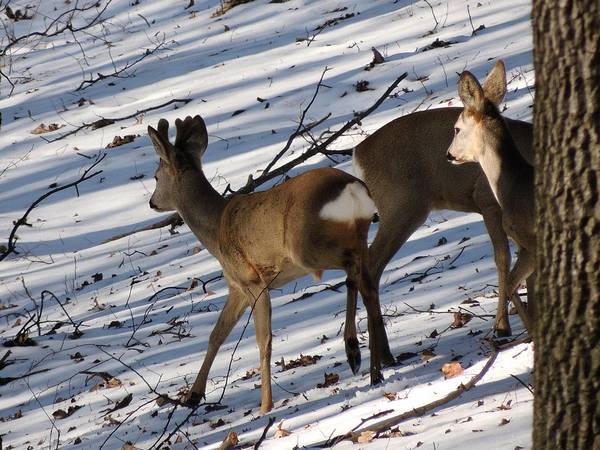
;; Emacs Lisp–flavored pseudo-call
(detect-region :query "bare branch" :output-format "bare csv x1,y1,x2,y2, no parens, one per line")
45,98,192,142
76,38,166,91
235,71,408,195
263,66,330,174
0,152,106,262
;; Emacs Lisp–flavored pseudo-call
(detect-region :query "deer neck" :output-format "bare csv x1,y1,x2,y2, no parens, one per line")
478,122,533,212
175,167,227,258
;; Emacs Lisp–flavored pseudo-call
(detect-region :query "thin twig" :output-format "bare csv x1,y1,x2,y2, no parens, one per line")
46,98,192,142
235,72,408,195
0,152,106,261
263,67,330,174
254,417,276,449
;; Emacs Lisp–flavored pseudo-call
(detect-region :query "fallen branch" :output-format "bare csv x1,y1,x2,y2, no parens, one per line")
102,213,183,243
0,152,106,262
76,38,166,91
254,417,276,449
311,338,531,447
45,98,192,142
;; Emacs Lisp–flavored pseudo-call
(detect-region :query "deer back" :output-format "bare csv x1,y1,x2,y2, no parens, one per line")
353,107,532,213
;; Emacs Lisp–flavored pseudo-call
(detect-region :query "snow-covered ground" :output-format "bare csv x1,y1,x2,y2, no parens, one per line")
0,1,535,448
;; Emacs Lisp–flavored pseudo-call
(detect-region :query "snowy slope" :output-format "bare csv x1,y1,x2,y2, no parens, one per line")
0,1,535,449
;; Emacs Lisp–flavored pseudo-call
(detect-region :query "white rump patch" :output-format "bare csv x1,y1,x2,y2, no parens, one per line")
319,182,376,222
352,151,365,181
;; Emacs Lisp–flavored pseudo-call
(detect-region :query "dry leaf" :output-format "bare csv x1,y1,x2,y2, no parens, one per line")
441,361,464,379
383,392,396,401
317,372,339,388
122,443,141,450
274,421,292,438
499,418,511,426
354,430,376,443
31,123,64,134
451,312,473,328
421,348,436,362
52,405,82,419
276,354,322,371
106,377,122,388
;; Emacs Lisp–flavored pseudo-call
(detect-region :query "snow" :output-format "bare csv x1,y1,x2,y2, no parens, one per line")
0,0,535,449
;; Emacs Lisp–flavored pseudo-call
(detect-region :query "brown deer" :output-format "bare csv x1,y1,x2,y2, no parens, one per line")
447,60,534,330
147,115,393,413
353,74,533,336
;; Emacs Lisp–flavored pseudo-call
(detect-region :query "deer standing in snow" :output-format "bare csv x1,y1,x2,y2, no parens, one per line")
147,115,393,413
352,73,533,336
446,60,535,330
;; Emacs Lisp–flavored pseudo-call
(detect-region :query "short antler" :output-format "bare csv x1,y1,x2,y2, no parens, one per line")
175,115,208,155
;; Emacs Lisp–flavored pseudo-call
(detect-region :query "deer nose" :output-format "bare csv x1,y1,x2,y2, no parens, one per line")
446,151,457,162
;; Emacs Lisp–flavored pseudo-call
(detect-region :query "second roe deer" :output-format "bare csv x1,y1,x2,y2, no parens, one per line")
353,87,533,336
447,60,535,330
147,115,393,413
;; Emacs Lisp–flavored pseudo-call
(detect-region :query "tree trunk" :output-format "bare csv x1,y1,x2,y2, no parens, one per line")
532,2,599,449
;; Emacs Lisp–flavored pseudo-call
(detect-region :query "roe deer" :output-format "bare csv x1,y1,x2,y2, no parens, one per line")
147,115,393,413
447,60,535,330
353,97,533,336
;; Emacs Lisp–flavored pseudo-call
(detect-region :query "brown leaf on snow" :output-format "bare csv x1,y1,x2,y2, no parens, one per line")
121,442,141,450
276,354,322,371
52,405,82,419
383,392,396,401
451,312,473,328
499,418,511,426
106,377,122,388
106,135,136,148
274,421,292,438
31,123,64,134
421,348,436,362
350,430,376,443
317,372,339,388
441,361,464,379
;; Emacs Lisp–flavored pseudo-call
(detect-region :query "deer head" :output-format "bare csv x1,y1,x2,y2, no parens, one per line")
447,60,507,164
148,115,209,211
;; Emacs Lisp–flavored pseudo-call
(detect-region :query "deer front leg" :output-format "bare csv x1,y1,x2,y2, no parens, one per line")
248,284,274,414
185,286,248,407
482,208,512,337
507,247,535,334
344,277,361,375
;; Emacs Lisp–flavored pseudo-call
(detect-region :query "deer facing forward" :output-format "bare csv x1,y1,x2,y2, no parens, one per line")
147,115,393,413
447,60,535,330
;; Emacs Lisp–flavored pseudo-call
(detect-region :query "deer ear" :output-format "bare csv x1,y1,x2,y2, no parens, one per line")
148,123,174,164
482,60,507,106
458,71,485,114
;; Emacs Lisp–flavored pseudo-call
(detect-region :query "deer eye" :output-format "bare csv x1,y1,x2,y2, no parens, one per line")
454,127,460,135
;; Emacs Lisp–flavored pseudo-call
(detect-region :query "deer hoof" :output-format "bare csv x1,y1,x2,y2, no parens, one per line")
370,370,384,386
345,337,361,375
494,325,512,338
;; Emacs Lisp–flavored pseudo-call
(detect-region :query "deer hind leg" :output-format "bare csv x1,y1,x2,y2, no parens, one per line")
348,255,386,385
481,208,512,336
368,204,429,288
186,285,248,406
248,284,274,414
366,205,429,365
344,276,361,375
507,247,535,334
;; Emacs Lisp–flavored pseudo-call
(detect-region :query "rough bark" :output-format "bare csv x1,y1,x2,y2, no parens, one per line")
532,1,600,449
